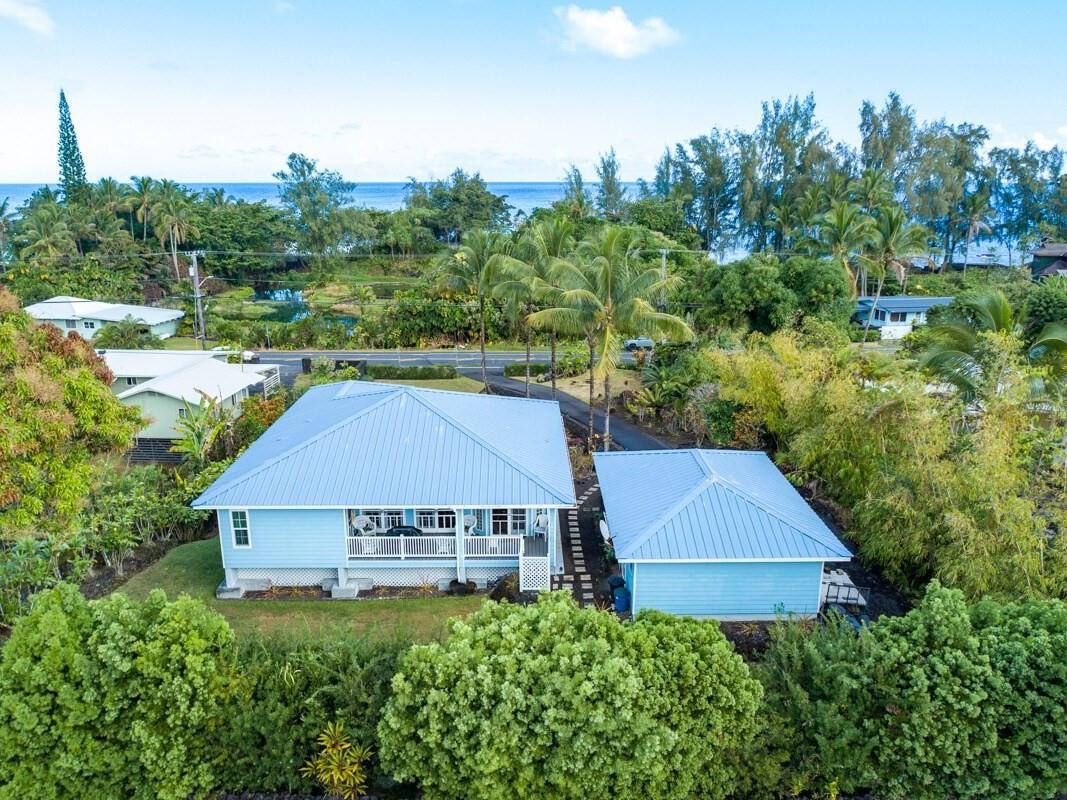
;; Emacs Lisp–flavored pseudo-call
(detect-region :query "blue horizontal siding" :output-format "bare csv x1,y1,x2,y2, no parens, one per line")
631,561,823,619
219,508,346,569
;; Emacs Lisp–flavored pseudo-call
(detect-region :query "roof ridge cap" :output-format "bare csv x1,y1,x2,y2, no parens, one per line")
408,390,573,504
703,464,848,555
196,387,402,503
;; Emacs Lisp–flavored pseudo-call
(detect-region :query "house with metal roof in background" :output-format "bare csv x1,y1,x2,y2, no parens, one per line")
98,349,279,461
23,295,184,339
853,295,953,339
594,449,853,620
1030,243,1067,279
192,381,576,598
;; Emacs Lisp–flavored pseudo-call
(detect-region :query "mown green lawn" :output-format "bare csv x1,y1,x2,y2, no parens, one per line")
116,538,484,641
293,375,484,394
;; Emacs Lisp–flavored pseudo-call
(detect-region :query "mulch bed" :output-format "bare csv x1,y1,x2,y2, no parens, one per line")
244,585,329,600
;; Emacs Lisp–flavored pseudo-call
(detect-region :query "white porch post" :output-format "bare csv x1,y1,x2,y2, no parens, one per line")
454,507,466,583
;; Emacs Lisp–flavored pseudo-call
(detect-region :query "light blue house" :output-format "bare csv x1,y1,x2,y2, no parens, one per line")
594,449,852,620
192,381,576,597
853,295,953,339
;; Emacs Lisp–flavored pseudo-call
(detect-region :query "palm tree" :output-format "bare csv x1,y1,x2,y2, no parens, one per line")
130,176,155,241
860,207,929,341
819,201,875,297
151,183,199,280
18,204,76,263
489,217,575,398
919,289,1067,402
436,230,506,386
93,315,162,349
958,192,992,276
849,168,893,214
528,226,693,450
170,394,229,471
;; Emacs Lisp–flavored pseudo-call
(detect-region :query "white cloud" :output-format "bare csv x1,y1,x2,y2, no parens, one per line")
554,4,678,58
0,0,54,36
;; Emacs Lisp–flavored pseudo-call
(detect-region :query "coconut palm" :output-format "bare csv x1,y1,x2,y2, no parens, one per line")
18,203,76,263
849,168,893,213
130,175,155,241
488,217,575,397
919,289,1067,402
818,200,875,297
436,230,507,386
958,192,992,276
860,206,930,340
151,182,199,280
528,225,693,450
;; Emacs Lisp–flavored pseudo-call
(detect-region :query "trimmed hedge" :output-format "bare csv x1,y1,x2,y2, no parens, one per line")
503,362,551,377
365,364,458,380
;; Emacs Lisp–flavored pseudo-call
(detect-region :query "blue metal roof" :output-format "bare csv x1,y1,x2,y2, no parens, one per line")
193,382,576,508
855,295,954,313
593,450,851,562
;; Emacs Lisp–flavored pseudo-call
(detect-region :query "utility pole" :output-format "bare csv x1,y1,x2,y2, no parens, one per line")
188,250,208,349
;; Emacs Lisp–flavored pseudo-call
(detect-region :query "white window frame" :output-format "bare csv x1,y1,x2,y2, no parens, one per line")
230,509,251,548
177,406,189,419
124,377,137,386
64,319,76,329
355,509,404,533
416,508,456,531
83,320,95,329
491,508,527,536
889,311,907,323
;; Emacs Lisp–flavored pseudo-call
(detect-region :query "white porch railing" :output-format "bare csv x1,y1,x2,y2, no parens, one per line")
347,535,456,559
464,535,522,557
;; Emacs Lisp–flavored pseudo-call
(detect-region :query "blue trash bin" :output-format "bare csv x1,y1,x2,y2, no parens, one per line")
613,586,631,613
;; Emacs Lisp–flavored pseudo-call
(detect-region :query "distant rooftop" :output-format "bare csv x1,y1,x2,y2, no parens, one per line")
24,296,183,326
855,295,954,313
97,349,268,405
1032,243,1067,258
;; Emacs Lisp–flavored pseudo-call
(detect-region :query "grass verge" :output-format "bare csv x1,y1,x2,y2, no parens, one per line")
116,538,483,641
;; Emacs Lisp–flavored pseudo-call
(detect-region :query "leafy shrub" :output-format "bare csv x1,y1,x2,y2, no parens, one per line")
214,632,410,794
1025,275,1067,338
555,343,590,376
378,593,761,800
847,322,882,342
0,585,236,800
503,362,550,377
365,363,457,379
749,584,1067,800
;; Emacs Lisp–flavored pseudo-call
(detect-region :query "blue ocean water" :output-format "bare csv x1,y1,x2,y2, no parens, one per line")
0,181,641,216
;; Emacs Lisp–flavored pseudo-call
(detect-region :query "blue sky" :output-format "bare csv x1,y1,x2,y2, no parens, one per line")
1,0,1065,182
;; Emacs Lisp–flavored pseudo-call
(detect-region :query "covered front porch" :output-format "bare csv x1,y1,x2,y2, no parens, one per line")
344,507,560,591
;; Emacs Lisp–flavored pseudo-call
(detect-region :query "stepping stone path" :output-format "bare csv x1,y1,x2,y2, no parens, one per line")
551,482,601,607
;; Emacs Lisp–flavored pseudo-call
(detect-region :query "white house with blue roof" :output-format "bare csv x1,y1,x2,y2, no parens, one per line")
193,381,576,597
594,449,852,620
853,295,953,339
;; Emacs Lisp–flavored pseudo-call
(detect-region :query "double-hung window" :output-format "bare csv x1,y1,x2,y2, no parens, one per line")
83,320,95,330
231,510,251,547
889,311,907,323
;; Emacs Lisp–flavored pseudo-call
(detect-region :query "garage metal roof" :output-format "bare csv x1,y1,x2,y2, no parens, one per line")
593,450,851,562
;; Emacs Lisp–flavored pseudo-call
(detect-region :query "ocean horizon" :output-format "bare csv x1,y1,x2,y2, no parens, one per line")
0,181,642,216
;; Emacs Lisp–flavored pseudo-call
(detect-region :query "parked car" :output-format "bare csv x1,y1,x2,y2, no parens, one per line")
242,350,259,363
386,525,424,537
623,336,655,351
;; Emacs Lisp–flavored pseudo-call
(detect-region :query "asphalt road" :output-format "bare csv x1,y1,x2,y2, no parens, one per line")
255,348,635,386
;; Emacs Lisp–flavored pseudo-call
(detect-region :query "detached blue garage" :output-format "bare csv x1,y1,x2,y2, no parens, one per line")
593,449,852,620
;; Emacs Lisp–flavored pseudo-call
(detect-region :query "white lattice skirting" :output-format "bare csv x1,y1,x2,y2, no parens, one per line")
519,558,551,591
237,568,335,587
345,567,457,587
